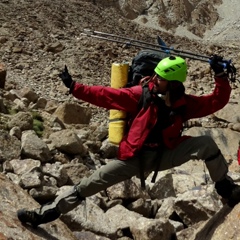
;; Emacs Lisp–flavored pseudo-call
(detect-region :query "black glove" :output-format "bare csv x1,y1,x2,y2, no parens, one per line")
58,65,73,88
209,55,225,75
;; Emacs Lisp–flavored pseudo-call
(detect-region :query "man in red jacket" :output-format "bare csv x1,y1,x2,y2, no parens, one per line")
17,55,240,227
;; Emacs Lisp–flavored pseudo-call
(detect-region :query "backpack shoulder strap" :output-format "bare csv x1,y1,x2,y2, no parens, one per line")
138,83,152,111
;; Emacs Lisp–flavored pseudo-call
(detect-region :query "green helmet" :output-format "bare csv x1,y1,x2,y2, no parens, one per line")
154,56,187,82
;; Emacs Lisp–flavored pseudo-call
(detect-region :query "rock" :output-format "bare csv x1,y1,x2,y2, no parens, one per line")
29,185,59,202
155,197,176,220
45,42,65,53
183,127,240,160
172,160,211,194
192,204,239,240
0,97,7,113
0,130,21,162
130,217,175,240
21,130,52,162
174,185,222,226
214,102,240,123
106,178,144,200
100,139,118,158
49,129,87,156
147,170,176,200
127,198,152,218
18,87,39,103
42,162,69,187
30,97,47,109
0,173,77,240
19,167,43,189
73,231,111,240
61,199,124,239
10,159,41,175
0,63,7,89
9,126,22,139
53,102,92,125
7,112,33,131
13,98,29,110
169,219,184,232
63,162,91,185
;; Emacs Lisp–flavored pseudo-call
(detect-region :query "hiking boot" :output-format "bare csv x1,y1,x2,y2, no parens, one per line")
17,209,41,228
215,176,240,208
228,184,240,207
17,207,61,227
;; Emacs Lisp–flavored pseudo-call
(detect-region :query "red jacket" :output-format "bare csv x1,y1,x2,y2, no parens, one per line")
72,76,231,160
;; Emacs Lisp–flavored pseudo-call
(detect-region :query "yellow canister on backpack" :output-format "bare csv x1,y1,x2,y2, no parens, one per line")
109,62,129,145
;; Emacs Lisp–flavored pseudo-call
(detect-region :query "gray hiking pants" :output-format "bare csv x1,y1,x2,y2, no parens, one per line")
38,135,228,215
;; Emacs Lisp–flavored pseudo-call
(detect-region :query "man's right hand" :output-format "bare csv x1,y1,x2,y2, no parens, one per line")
209,55,225,75
58,65,73,88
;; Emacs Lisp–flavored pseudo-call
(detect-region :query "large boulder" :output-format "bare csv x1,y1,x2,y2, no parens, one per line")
0,173,77,240
53,102,92,125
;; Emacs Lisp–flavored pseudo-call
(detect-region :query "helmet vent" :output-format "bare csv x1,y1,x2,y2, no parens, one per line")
169,56,176,60
154,56,187,82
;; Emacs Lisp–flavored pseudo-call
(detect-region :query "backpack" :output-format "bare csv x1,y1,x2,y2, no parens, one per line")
111,49,170,188
126,50,170,188
126,49,170,87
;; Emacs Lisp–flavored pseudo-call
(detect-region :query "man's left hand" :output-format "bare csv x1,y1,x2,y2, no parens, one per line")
59,65,73,88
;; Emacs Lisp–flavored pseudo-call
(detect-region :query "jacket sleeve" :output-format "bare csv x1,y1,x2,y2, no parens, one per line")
183,76,231,121
71,82,142,112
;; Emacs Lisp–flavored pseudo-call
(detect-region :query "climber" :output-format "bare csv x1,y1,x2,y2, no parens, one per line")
17,55,240,227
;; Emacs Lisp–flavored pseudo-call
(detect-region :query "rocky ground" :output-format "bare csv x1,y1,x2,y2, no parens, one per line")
1,0,240,240
1,0,240,122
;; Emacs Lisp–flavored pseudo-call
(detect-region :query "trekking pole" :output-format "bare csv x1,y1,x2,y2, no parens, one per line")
81,29,237,82
82,29,210,61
